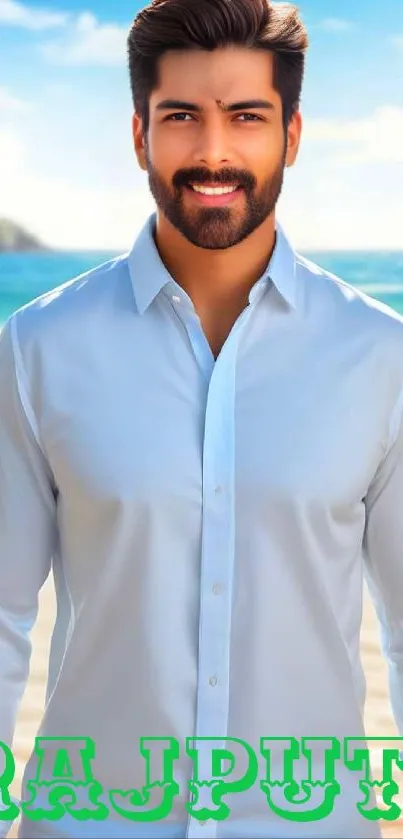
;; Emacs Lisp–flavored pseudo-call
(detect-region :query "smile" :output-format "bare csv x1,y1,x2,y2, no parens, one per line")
189,184,239,195
185,184,244,206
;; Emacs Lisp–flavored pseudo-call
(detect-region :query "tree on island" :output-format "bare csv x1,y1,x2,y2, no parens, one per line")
0,219,48,252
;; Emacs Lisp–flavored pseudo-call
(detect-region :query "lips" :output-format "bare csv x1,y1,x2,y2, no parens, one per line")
184,184,244,206
188,183,239,188
188,183,240,191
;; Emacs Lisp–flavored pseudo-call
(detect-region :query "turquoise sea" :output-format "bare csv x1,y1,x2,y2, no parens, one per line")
1,250,403,325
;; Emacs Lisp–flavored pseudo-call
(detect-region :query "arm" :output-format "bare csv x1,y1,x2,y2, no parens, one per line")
363,383,403,736
0,315,57,836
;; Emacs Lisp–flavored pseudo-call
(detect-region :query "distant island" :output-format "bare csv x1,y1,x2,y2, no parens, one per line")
0,219,48,252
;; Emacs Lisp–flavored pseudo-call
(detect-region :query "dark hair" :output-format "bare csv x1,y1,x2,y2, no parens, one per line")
127,0,308,133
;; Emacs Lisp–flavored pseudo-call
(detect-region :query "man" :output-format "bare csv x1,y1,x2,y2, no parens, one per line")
1,0,403,836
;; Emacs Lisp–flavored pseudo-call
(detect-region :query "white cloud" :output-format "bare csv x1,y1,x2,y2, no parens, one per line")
0,124,25,169
315,18,355,32
0,86,32,114
279,169,403,251
40,11,128,66
279,105,403,249
0,123,153,250
0,0,69,30
303,106,403,164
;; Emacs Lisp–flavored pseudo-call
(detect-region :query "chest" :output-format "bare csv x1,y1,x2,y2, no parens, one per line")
197,300,249,359
40,328,384,519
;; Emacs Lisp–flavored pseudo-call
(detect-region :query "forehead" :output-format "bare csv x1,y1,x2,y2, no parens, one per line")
150,46,278,105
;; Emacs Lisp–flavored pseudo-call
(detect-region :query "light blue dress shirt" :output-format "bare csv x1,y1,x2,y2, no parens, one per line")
1,212,403,838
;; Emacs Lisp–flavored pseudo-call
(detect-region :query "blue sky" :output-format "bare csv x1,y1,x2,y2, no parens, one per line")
0,0,402,249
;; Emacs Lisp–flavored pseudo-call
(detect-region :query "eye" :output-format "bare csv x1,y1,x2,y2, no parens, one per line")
236,113,263,121
164,112,264,123
164,113,193,122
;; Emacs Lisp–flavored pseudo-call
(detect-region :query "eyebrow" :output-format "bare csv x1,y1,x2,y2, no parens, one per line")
155,98,275,112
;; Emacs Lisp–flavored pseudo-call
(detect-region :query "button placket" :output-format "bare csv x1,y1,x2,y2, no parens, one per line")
187,337,240,839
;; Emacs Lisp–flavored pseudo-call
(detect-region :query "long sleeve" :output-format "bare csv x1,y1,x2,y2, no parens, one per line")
363,382,403,736
0,315,57,836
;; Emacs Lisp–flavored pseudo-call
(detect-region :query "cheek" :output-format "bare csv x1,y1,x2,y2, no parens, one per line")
149,128,185,166
242,132,283,165
262,139,287,172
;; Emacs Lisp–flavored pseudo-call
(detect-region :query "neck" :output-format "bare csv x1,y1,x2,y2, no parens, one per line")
153,212,276,312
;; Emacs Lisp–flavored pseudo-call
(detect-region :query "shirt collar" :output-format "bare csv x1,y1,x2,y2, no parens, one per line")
268,220,298,310
127,211,298,315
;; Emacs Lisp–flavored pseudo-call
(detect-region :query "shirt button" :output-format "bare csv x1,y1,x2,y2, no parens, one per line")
212,583,222,595
199,821,207,826
172,295,181,303
214,485,223,494
209,675,218,687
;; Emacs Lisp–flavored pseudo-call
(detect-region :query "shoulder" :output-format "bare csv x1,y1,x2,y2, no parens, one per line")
7,252,132,353
295,251,403,345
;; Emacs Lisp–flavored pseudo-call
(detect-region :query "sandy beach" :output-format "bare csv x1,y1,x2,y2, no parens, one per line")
6,577,403,838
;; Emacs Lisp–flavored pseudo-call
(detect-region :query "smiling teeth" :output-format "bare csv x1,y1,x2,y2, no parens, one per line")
191,185,238,195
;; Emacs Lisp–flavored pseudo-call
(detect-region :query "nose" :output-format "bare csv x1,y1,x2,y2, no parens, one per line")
191,115,231,169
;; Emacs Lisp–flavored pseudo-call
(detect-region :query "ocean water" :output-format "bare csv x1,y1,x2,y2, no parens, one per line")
1,249,403,326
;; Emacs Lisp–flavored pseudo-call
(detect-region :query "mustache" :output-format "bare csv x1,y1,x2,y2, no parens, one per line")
172,168,256,190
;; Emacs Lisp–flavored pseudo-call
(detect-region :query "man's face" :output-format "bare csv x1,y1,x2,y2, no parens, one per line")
133,46,301,250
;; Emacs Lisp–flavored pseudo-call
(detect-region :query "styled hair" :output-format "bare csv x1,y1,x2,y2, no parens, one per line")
127,0,308,133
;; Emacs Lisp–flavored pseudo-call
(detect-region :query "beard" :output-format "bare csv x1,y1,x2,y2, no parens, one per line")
145,143,287,251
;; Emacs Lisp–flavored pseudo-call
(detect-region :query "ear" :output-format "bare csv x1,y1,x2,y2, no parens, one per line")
132,112,148,171
285,111,302,168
